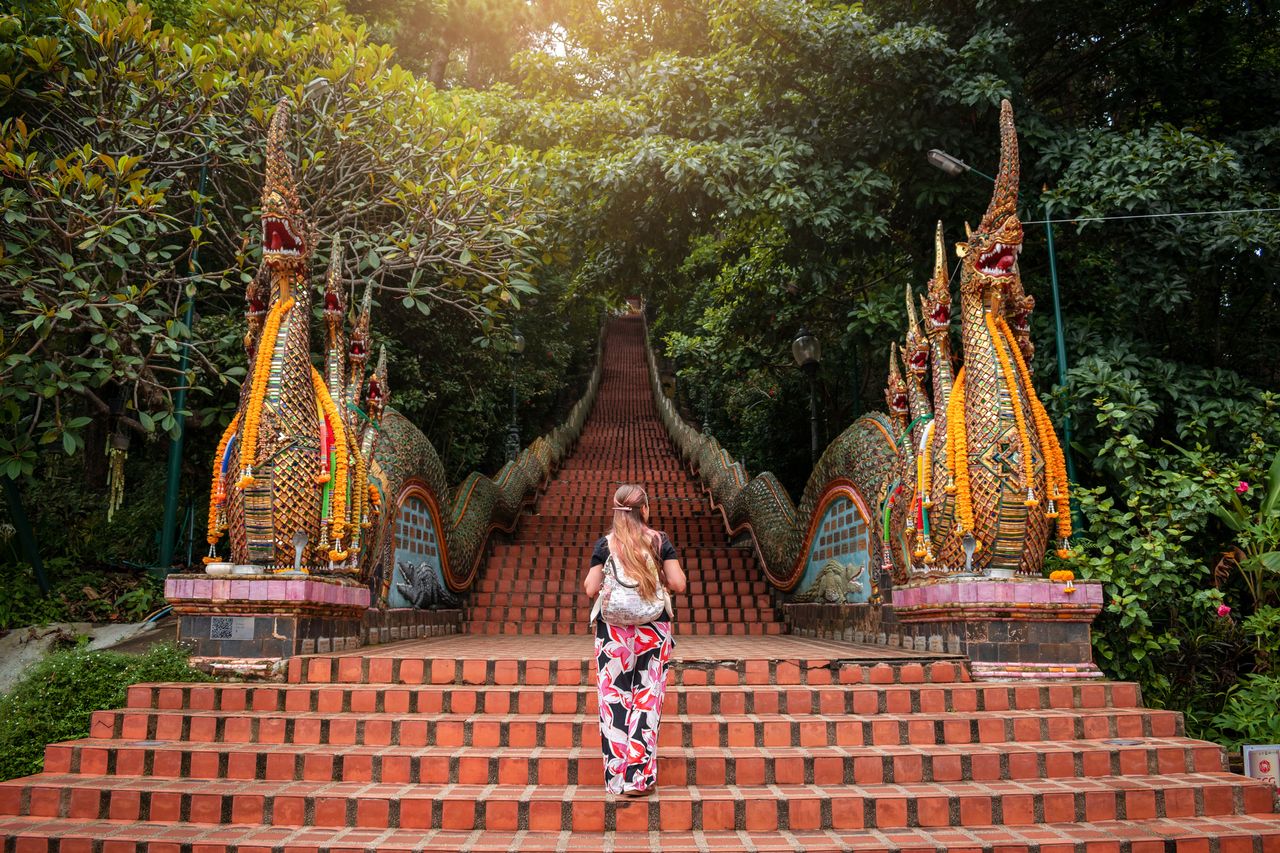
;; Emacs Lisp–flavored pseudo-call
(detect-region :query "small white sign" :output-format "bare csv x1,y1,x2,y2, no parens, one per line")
1243,745,1280,793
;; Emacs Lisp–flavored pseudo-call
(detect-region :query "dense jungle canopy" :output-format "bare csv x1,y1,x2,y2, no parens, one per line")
2,0,1279,740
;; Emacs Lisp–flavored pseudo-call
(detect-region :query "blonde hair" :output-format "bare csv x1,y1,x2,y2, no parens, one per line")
609,484,661,600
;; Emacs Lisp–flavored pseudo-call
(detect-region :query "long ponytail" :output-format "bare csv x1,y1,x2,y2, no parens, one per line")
609,484,661,600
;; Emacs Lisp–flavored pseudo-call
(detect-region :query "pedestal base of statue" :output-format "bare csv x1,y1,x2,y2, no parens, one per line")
165,573,372,668
891,575,1105,680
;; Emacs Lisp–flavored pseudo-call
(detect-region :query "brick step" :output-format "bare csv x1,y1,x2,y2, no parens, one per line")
471,579,767,595
120,680,1140,716
2,773,1265,831
86,707,1180,748
463,621,785,636
286,657,967,686
7,816,1280,853
463,606,776,624
45,737,1222,786
480,562,757,577
468,592,772,609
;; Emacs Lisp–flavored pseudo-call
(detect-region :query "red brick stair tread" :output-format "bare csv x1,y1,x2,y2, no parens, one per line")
5,815,1280,852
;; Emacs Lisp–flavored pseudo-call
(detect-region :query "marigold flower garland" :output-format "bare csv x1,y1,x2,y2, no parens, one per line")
919,420,936,563
984,308,1037,508
204,411,242,561
311,367,350,560
944,366,978,548
997,316,1073,555
238,297,293,488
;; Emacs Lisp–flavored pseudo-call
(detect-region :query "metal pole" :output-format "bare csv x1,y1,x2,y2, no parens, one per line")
158,159,209,574
3,476,48,595
1044,203,1082,532
808,372,819,466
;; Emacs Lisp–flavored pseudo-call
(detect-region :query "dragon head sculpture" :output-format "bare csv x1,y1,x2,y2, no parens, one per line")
903,284,930,379
349,278,374,380
367,346,389,424
323,241,345,326
956,99,1023,299
921,220,951,336
261,99,311,270
884,343,909,421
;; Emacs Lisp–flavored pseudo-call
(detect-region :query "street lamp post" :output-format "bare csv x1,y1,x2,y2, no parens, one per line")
792,327,822,466
927,147,1080,504
158,154,210,575
505,330,526,462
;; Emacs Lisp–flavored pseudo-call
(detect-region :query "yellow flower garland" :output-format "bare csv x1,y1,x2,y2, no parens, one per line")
984,309,1038,507
204,411,242,560
944,366,977,545
238,297,294,488
310,367,350,559
920,420,937,563
997,317,1073,552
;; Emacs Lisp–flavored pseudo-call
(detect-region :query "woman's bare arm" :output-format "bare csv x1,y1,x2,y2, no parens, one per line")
584,563,604,598
662,559,687,594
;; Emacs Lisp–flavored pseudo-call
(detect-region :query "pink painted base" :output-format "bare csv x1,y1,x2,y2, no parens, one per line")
165,573,370,615
894,577,1103,612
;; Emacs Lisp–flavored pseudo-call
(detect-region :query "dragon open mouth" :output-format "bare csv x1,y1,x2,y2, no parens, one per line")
977,242,1019,277
263,216,302,257
909,349,928,371
927,303,950,328
891,393,908,411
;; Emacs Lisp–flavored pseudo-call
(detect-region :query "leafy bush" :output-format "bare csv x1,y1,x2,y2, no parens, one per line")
0,559,166,631
0,642,210,780
1215,675,1280,750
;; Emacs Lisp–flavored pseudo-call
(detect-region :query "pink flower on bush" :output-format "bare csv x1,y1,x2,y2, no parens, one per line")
1217,604,1232,618
1236,481,1250,494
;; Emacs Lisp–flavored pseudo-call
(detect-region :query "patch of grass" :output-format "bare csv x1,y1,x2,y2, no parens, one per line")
0,642,211,780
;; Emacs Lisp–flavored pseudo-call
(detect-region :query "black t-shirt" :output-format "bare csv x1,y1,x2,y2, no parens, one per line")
590,533,678,567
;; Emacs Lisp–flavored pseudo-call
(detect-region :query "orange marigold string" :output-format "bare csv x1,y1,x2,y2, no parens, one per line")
997,317,1073,554
984,308,1038,508
310,367,350,559
945,366,978,549
238,297,293,488
352,439,369,532
204,411,242,561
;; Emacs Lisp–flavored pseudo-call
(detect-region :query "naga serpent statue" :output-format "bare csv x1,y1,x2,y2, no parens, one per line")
205,99,600,603
646,99,1070,598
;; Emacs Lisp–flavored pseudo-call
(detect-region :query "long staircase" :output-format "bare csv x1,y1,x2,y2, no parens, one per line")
4,316,1280,851
467,316,780,635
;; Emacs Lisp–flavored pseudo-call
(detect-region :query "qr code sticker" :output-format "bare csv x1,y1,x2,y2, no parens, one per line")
210,616,253,640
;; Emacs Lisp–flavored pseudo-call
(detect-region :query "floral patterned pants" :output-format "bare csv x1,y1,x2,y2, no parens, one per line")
593,618,675,794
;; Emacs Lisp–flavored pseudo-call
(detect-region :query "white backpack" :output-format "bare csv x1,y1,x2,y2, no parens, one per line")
590,535,673,626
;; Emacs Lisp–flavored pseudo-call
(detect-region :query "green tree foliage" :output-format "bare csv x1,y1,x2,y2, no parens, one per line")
458,0,1280,741
0,0,603,574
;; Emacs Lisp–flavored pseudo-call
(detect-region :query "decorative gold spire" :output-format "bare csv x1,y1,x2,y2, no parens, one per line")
979,99,1019,235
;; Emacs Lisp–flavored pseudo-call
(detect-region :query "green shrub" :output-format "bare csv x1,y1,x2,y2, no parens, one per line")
1215,675,1280,750
0,642,211,780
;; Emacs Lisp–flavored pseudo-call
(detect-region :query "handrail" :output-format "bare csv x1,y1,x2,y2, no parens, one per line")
372,324,606,595
641,317,899,593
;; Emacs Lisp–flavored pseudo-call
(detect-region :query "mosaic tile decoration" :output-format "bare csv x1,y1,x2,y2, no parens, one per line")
795,495,872,603
389,493,445,609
